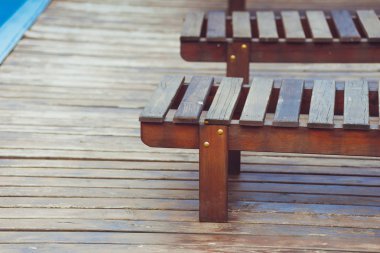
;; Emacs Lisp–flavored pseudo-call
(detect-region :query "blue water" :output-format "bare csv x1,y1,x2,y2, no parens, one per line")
0,0,28,26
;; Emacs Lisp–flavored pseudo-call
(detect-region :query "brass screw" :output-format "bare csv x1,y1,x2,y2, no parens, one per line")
217,129,224,135
230,54,236,61
241,44,247,49
203,142,210,148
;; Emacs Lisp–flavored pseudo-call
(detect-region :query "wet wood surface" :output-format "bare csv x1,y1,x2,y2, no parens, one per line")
0,0,380,252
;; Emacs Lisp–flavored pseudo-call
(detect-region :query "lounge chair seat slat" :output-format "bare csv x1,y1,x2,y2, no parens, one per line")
306,11,333,42
281,11,306,42
232,11,252,40
343,80,370,129
331,10,361,42
139,75,185,123
257,11,278,42
357,10,380,42
174,76,214,124
205,77,243,125
240,77,273,126
273,79,304,127
206,11,226,41
181,12,205,41
307,80,336,128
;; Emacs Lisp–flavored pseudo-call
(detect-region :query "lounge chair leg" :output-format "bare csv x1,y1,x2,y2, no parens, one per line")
228,150,241,175
199,125,228,222
227,42,250,84
228,0,246,14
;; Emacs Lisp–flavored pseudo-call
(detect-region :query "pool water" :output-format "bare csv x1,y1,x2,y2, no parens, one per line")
0,0,28,26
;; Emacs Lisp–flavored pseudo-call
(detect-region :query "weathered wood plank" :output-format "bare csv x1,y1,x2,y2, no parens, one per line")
308,80,336,128
181,12,205,41
331,10,361,42
205,77,243,125
232,11,252,40
240,77,273,126
206,11,226,41
357,10,380,42
273,79,304,127
173,76,213,124
281,11,306,42
256,11,279,42
343,80,370,129
306,10,333,42
139,75,184,123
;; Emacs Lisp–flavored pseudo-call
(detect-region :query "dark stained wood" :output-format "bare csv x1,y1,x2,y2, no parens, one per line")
306,11,333,42
173,76,213,124
232,11,251,40
308,80,336,128
228,0,246,14
273,79,304,127
227,42,250,83
199,125,228,222
205,77,243,125
240,77,273,126
181,12,205,41
357,10,380,42
256,11,279,42
343,80,370,129
281,11,306,42
181,40,380,63
228,150,241,175
331,10,361,42
206,11,226,42
139,76,185,123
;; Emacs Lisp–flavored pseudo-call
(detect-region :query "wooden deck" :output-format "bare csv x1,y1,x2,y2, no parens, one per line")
0,0,379,252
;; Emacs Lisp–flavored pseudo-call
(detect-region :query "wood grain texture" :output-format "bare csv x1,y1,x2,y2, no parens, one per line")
273,79,304,127
205,77,243,125
227,42,250,83
306,11,333,42
173,76,213,124
331,10,361,42
256,11,279,42
232,11,252,40
181,12,205,41
139,75,184,123
357,10,380,42
240,77,273,126
308,80,336,128
199,125,228,222
281,11,306,42
343,80,370,129
206,11,226,42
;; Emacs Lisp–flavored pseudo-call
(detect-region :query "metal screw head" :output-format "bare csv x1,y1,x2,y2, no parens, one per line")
241,44,247,49
203,142,210,148
230,55,236,61
217,129,224,135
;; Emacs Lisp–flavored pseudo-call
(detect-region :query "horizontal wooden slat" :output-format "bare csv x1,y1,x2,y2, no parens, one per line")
343,80,370,129
139,75,185,123
331,10,361,42
206,11,226,41
306,11,333,42
173,76,213,124
240,77,273,126
232,11,252,40
281,11,306,42
256,11,279,42
181,12,205,41
205,77,243,124
357,10,380,42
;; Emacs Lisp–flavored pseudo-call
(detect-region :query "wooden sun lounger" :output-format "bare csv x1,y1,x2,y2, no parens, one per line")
140,75,380,222
180,9,380,83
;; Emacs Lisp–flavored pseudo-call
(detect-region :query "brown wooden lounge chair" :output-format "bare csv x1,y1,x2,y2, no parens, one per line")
140,75,380,222
181,9,380,83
